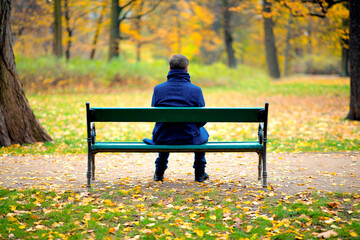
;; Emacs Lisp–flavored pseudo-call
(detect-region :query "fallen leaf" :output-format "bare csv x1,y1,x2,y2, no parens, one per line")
316,230,338,238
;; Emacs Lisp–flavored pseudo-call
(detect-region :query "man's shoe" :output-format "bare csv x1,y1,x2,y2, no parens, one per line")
153,173,164,181
153,168,165,181
195,172,209,182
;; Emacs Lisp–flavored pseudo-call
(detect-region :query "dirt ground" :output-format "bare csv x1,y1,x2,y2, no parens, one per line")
0,152,359,195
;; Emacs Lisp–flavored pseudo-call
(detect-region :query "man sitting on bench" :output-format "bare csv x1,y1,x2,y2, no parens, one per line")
143,54,210,182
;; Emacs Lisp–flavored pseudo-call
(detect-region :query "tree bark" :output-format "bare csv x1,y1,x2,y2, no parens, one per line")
284,12,292,76
177,7,182,54
341,42,349,77
222,0,237,68
263,0,280,79
347,0,360,120
90,1,106,60
0,0,52,147
135,15,142,62
54,0,63,57
108,0,120,60
340,13,350,77
64,0,72,61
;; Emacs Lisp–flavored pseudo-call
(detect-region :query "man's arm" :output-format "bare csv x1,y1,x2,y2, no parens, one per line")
151,87,156,107
197,88,206,127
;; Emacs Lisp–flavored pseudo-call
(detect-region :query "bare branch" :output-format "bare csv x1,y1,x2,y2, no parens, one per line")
121,0,137,10
119,0,162,21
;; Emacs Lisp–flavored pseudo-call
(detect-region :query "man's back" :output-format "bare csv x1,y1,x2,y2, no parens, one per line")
151,69,207,145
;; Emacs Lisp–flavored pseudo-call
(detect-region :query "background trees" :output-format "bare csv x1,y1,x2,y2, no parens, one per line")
11,0,348,71
7,0,358,121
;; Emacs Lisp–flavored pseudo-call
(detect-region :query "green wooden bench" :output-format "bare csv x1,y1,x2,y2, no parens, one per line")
86,103,269,189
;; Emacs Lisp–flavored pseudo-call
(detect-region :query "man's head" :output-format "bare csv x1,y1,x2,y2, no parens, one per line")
169,54,189,72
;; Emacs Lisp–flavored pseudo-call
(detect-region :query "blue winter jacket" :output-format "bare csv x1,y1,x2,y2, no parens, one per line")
151,69,209,145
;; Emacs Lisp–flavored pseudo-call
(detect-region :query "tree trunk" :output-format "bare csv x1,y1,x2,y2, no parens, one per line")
306,10,313,54
0,0,52,147
177,7,182,54
222,0,237,68
263,0,280,79
340,15,350,77
109,0,120,60
64,0,72,61
347,0,360,121
90,1,106,60
284,12,292,76
54,0,63,57
341,42,349,77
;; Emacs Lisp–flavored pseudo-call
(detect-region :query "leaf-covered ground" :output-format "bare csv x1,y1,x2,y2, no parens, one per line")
0,152,359,239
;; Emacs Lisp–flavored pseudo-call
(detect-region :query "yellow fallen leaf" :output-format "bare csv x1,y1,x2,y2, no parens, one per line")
18,224,26,229
104,199,115,206
210,215,216,220
194,229,204,237
246,225,253,232
164,229,172,236
108,227,116,234
350,232,358,237
8,216,17,222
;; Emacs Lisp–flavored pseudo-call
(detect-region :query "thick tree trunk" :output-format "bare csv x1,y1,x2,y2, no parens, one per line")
0,0,52,147
263,0,280,79
347,0,360,120
222,0,237,68
109,0,120,60
54,0,63,57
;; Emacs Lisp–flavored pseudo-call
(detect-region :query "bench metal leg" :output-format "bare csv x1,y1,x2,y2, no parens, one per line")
87,150,92,189
262,151,267,188
258,153,263,180
91,153,95,181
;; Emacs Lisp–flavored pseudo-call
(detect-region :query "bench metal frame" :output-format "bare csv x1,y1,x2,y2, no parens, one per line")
86,103,269,188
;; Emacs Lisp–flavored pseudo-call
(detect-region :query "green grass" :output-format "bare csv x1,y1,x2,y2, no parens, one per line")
1,186,359,239
16,55,351,97
15,55,270,92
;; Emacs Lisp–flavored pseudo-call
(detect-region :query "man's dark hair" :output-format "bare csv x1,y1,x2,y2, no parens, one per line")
169,54,189,70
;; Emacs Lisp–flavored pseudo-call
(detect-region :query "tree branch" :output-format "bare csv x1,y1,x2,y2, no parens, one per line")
119,0,162,21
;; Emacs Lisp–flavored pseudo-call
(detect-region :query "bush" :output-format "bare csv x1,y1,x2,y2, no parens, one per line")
15,55,270,93
290,54,341,75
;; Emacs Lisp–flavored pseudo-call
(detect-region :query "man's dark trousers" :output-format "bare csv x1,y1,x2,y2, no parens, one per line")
155,127,208,172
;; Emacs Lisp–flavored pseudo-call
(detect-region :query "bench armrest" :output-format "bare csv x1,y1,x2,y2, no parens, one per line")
258,123,264,144
91,122,96,144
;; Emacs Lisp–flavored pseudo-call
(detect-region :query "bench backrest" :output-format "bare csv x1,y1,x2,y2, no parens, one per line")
86,104,268,123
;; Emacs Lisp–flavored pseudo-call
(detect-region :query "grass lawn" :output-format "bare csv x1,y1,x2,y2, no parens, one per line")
0,185,359,239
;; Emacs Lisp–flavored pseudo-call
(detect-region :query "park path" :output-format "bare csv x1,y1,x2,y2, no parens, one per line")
0,152,359,195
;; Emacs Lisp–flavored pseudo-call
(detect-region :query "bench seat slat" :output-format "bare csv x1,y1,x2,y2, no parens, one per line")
91,107,264,123
92,142,263,152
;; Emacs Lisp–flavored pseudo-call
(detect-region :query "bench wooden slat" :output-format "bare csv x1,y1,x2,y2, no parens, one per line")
91,142,263,152
90,107,264,123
